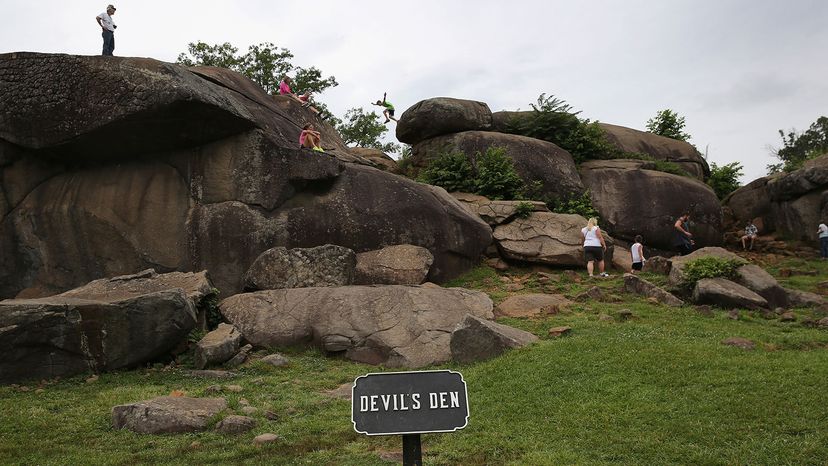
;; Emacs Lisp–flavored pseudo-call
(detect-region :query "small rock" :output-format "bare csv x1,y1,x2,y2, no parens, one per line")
547,326,572,338
241,406,258,415
562,270,582,283
186,370,238,379
800,317,816,328
264,410,280,421
616,309,634,321
727,310,740,320
261,354,290,368
205,385,222,394
722,337,755,350
35,388,45,394
86,375,99,384
695,305,714,317
189,441,202,450
224,344,253,369
225,385,243,393
576,286,605,302
323,382,353,400
499,276,512,283
505,283,525,292
817,317,828,328
254,433,280,445
216,415,256,434
779,312,797,322
485,258,510,271
19,386,30,392
598,314,614,322
238,398,250,406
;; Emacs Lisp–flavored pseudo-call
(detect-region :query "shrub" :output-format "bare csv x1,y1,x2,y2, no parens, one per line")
417,150,475,193
514,201,535,219
418,146,525,200
707,161,743,199
682,257,746,284
548,192,600,219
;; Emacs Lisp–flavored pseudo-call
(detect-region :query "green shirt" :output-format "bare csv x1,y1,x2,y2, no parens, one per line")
382,101,394,110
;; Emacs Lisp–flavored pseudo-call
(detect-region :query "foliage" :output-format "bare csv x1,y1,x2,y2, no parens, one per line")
646,109,692,142
767,116,828,173
618,152,693,178
548,192,600,219
176,41,338,119
707,161,743,199
682,256,746,284
396,145,415,177
201,287,223,330
505,94,617,163
335,107,400,154
514,201,535,219
418,147,525,200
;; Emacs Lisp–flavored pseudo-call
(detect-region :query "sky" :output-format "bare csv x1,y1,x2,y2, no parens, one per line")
2,0,827,183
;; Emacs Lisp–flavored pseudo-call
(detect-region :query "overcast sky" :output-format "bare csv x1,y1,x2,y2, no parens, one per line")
2,0,827,183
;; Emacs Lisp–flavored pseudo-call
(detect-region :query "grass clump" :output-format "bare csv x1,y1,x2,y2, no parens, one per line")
513,201,535,219
683,256,747,284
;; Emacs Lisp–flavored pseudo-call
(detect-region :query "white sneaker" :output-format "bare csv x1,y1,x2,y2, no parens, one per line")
599,272,609,277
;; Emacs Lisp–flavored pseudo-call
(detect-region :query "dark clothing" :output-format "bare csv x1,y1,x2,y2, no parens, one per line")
102,30,114,56
584,246,604,262
386,108,395,117
820,237,828,258
673,220,692,255
632,262,643,271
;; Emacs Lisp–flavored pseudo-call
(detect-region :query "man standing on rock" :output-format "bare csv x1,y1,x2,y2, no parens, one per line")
95,5,117,56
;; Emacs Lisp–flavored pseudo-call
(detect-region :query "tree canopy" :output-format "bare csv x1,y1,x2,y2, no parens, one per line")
707,161,743,200
336,107,400,154
645,109,692,142
768,116,828,173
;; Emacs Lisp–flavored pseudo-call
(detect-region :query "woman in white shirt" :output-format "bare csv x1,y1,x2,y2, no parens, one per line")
581,217,608,277
818,223,828,259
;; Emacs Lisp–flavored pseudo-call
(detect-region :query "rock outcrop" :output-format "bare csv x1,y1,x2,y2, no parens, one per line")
194,323,243,369
354,245,434,285
243,245,356,291
349,147,400,174
396,98,492,144
693,278,769,309
450,314,538,364
452,193,548,226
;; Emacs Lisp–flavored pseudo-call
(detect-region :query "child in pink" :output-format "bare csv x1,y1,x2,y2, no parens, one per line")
299,123,324,152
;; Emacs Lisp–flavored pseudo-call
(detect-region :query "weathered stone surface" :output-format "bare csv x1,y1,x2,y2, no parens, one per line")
612,247,634,272
220,285,493,368
396,98,492,144
185,370,238,379
495,294,573,317
216,415,256,434
112,396,227,434
721,337,755,350
260,353,290,368
195,323,242,369
254,433,280,445
411,131,584,203
642,256,672,275
623,274,684,307
450,314,538,364
493,212,614,267
692,278,769,309
349,147,400,173
354,245,434,285
668,247,743,285
243,245,356,291
597,123,709,180
547,326,572,338
452,193,549,226
761,154,828,241
580,160,722,250
722,176,774,229
0,281,197,383
779,312,797,322
817,317,828,328
224,344,253,369
784,288,826,308
734,264,788,309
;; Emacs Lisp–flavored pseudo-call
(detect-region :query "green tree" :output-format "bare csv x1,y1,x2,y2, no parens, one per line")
646,109,692,142
418,147,525,200
336,107,400,154
417,151,475,193
768,116,828,173
707,161,743,200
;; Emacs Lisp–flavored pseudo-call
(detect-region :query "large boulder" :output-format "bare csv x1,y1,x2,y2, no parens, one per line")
349,147,400,174
597,123,709,180
692,278,769,309
580,160,722,250
451,193,548,226
354,245,434,285
194,323,243,369
396,98,492,144
734,264,788,309
243,245,356,291
722,176,774,230
0,53,491,298
450,314,538,364
0,270,202,383
493,212,614,267
623,273,684,307
668,247,743,285
411,131,584,203
219,285,494,368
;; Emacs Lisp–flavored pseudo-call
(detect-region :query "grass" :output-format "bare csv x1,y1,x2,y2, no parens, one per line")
2,259,828,465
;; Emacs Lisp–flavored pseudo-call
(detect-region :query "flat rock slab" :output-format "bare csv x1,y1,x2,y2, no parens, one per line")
623,273,684,307
220,285,493,368
216,415,256,434
693,278,768,309
57,269,213,304
450,314,538,364
354,245,434,285
112,396,227,434
785,288,826,308
495,294,573,317
452,193,549,226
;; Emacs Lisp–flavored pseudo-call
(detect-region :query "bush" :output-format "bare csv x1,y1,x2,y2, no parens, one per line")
514,201,535,219
548,192,599,219
682,257,746,284
707,162,743,199
418,146,525,200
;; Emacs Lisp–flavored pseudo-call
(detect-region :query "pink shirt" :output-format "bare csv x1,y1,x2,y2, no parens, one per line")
279,80,291,95
299,130,308,146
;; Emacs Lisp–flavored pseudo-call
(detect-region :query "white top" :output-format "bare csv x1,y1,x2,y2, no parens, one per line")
819,223,828,238
582,226,602,247
97,11,116,31
631,242,644,263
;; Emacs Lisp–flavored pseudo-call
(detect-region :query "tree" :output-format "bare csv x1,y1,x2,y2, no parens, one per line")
768,116,828,173
707,161,743,200
177,41,338,117
646,109,691,142
335,107,400,154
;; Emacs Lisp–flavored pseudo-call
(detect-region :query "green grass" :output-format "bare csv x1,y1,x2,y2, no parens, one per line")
2,262,828,465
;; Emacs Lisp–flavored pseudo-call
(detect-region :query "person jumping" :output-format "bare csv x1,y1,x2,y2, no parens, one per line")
373,92,398,123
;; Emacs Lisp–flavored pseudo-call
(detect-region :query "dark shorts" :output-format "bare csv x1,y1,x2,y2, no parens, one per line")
632,262,643,271
584,246,604,262
386,108,395,116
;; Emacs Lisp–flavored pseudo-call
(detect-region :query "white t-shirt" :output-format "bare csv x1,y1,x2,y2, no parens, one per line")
631,242,644,263
98,11,116,32
582,226,602,247
819,223,828,238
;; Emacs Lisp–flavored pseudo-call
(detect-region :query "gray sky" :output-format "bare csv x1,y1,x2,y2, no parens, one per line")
2,0,827,183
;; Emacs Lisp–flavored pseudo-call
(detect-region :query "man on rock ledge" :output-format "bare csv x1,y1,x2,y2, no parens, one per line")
95,5,117,56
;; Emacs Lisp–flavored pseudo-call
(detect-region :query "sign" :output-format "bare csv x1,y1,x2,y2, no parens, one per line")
351,370,469,436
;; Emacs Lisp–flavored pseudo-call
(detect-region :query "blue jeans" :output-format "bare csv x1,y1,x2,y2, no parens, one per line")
102,30,114,56
820,237,828,258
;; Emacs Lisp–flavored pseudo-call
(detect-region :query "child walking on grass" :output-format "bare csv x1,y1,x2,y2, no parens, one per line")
373,92,398,123
630,235,646,273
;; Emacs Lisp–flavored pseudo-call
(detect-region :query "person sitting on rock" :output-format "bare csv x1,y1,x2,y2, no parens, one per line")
278,77,322,117
673,212,695,256
299,123,324,153
372,92,398,123
630,235,646,273
741,221,758,251
581,217,608,278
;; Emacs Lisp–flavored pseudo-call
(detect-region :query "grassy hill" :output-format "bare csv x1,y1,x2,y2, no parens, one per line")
1,255,827,465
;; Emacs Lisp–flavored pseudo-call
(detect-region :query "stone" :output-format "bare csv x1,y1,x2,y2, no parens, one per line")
623,273,684,307
494,212,614,267
668,247,744,285
243,245,356,291
734,264,788,308
785,288,826,308
562,270,582,283
194,323,242,369
186,370,238,379
349,147,400,174
727,310,740,320
721,337,755,350
817,317,828,328
323,382,353,400
260,354,290,368
580,160,721,249
642,256,672,275
452,193,550,226
225,385,243,393
547,326,572,338
450,315,538,364
254,433,281,445
695,305,714,317
396,98,492,144
354,245,434,285
616,309,634,321
412,131,584,203
722,177,773,230
779,312,797,322
598,314,614,322
692,278,769,309
486,258,510,271
216,415,256,434
224,344,253,369
495,294,573,317
220,285,493,368
576,286,606,302
240,406,259,416
111,396,227,434
612,247,634,273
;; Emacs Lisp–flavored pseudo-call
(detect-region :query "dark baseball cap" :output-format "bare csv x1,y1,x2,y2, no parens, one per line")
107,4,116,10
